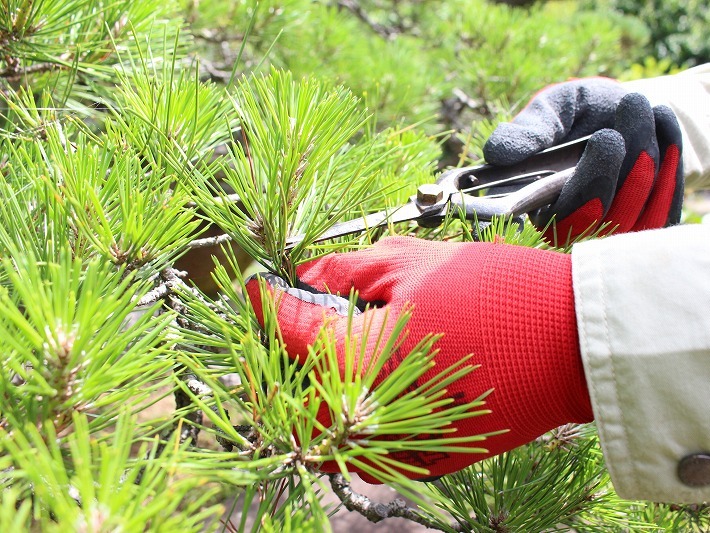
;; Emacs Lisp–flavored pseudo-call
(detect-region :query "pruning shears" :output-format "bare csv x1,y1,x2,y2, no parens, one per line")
284,136,589,250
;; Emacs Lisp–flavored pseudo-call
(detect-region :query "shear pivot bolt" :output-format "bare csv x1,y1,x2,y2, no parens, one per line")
417,184,444,205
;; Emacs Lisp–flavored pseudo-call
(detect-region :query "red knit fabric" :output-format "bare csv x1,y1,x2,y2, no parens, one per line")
544,198,604,244
633,145,681,231
601,151,656,234
549,148,679,242
246,237,593,480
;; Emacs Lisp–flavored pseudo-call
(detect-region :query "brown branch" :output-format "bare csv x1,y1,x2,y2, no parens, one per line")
0,61,63,81
135,268,188,307
185,193,242,209
162,268,209,446
452,87,483,112
187,232,233,250
201,59,235,84
194,28,242,44
136,267,232,327
335,0,399,40
329,474,462,531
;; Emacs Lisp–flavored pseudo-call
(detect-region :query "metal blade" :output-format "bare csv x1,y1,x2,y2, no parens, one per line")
281,136,591,250
284,202,425,250
453,167,574,221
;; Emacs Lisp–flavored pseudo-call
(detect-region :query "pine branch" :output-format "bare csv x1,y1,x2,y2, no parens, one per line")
135,268,188,307
0,61,63,81
173,373,209,445
201,59,236,84
329,473,464,531
335,0,399,39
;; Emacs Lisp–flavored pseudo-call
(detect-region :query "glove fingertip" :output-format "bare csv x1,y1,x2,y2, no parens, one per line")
533,128,625,241
630,104,684,231
295,254,335,288
653,104,684,226
244,273,276,327
585,127,626,161
617,91,652,115
614,92,659,183
246,273,354,362
652,104,683,150
296,252,372,296
614,92,655,144
560,128,625,215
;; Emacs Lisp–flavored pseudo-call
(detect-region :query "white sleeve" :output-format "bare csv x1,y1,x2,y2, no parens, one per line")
572,224,710,503
623,64,710,190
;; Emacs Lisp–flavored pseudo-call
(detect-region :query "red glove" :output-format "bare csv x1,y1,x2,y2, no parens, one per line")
484,79,684,243
245,237,593,480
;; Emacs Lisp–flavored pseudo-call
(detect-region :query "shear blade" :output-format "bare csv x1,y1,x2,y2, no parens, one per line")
285,202,426,250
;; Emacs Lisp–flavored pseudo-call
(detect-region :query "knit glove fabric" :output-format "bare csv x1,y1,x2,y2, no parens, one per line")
484,78,684,243
245,237,593,480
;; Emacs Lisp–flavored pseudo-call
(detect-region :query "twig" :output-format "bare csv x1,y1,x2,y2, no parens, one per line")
335,0,398,39
136,266,241,449
185,192,242,208
193,28,238,43
160,267,214,320
188,232,233,249
136,267,232,327
202,60,236,84
452,87,483,111
135,268,188,307
191,30,242,83
0,61,63,81
161,268,209,446
329,474,461,531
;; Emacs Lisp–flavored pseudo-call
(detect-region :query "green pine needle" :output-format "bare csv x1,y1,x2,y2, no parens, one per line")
0,411,224,531
0,247,176,434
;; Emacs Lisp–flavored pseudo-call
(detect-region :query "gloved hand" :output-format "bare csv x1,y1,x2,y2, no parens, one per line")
245,237,593,480
483,78,684,243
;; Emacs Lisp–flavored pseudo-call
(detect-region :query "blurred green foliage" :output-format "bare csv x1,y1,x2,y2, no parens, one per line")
583,0,710,70
188,0,647,132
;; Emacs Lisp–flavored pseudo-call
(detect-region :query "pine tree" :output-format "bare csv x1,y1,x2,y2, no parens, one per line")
1,0,708,531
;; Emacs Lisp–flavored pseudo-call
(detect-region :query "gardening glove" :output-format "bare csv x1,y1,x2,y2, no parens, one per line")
483,78,684,243
245,236,593,481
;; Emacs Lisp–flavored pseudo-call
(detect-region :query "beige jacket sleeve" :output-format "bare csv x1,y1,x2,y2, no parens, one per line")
572,223,710,502
623,64,710,190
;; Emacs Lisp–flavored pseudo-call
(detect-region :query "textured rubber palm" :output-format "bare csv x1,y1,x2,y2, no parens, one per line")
246,237,593,480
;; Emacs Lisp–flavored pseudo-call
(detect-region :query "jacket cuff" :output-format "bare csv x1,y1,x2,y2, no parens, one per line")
572,224,710,502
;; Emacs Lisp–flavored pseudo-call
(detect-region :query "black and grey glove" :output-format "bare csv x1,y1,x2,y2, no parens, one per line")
484,78,684,243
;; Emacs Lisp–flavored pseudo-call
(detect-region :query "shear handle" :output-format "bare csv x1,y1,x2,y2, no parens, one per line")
438,135,589,191
450,167,575,221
